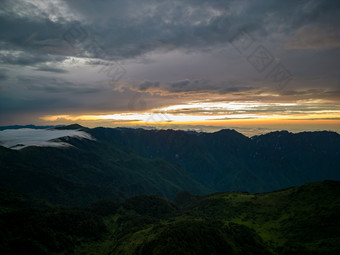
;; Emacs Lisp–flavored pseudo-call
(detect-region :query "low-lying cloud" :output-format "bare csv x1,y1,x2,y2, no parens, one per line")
0,128,94,150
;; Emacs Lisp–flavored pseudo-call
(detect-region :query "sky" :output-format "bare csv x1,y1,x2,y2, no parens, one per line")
0,0,339,136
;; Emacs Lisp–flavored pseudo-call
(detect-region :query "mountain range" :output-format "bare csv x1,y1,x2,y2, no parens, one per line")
1,124,340,254
0,124,339,206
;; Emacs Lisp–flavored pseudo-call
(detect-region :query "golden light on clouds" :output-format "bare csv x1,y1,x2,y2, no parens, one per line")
41,101,340,127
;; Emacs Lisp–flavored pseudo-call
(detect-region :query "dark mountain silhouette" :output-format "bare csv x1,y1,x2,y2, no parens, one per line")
0,125,339,206
90,127,340,193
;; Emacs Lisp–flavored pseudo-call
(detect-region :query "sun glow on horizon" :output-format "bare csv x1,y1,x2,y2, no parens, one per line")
40,101,340,127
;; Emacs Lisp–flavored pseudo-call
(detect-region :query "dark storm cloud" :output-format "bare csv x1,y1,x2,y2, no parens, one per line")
0,13,71,65
139,81,160,91
0,96,73,117
1,0,340,125
0,50,66,66
0,69,8,81
123,79,256,95
17,76,103,94
170,79,191,88
63,0,340,59
118,78,340,104
35,66,69,73
1,0,339,63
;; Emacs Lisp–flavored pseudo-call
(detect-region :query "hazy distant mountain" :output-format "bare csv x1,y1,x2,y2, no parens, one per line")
0,125,60,131
0,124,339,206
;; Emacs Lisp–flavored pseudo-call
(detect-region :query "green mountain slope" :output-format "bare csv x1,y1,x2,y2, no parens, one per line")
1,181,338,255
185,180,340,254
0,127,208,206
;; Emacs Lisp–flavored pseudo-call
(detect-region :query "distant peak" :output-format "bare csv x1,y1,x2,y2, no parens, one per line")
213,129,245,137
0,125,56,131
254,130,291,138
215,129,238,133
55,124,84,130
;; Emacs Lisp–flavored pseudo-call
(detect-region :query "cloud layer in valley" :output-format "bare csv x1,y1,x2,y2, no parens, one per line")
0,128,94,150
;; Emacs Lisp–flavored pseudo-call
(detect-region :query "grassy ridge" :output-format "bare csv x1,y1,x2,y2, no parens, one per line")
186,180,340,254
0,181,339,255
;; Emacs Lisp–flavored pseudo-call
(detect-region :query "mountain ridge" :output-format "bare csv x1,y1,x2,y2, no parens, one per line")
0,125,339,206
90,126,340,193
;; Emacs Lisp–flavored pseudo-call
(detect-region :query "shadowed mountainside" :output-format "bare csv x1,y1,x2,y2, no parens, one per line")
90,127,340,193
0,181,339,255
0,125,339,206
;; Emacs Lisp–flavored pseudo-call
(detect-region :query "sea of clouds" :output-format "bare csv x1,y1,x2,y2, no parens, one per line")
0,128,94,150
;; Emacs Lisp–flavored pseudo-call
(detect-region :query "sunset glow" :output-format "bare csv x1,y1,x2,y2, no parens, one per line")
40,100,340,135
1,0,339,136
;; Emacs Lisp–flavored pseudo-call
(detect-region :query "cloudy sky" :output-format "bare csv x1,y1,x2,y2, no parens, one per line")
0,0,339,135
